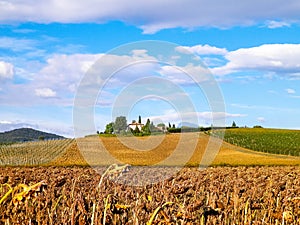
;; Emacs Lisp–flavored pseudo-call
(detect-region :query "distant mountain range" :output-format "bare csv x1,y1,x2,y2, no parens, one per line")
178,122,199,128
0,128,65,143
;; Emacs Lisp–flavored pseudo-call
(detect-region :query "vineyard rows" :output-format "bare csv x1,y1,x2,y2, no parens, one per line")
0,139,74,166
211,128,300,156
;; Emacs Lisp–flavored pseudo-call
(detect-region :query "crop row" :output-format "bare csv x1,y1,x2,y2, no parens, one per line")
0,139,74,166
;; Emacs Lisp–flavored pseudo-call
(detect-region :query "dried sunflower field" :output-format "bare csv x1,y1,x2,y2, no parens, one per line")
0,166,299,225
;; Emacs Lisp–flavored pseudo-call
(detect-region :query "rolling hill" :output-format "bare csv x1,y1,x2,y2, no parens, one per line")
0,128,65,143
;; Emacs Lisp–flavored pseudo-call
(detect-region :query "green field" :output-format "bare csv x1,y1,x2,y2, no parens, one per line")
211,128,300,156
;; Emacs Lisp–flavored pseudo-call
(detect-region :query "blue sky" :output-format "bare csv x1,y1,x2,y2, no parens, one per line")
1,1,300,136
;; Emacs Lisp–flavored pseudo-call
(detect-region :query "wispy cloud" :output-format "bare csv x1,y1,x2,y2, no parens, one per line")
286,88,296,94
231,103,300,113
0,37,37,52
35,88,57,98
176,45,228,55
159,64,211,84
12,28,36,34
257,117,265,123
265,20,291,29
149,111,246,125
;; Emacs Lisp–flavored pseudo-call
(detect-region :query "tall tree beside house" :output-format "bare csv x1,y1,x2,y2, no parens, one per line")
138,115,142,124
114,116,127,133
142,118,151,135
133,125,140,135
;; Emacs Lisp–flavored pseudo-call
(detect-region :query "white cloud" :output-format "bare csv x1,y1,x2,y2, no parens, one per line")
0,51,160,106
257,117,266,123
0,120,12,124
286,88,296,94
37,51,158,93
0,61,14,79
0,0,300,33
176,45,228,55
211,44,300,77
37,53,101,93
265,20,291,29
35,88,57,98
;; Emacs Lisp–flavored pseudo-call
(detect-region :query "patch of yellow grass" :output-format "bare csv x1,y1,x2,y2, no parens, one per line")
49,133,300,167
213,141,300,166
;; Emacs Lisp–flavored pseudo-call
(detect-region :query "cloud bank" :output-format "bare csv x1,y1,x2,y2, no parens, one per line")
3,43,300,107
0,0,300,33
209,44,300,78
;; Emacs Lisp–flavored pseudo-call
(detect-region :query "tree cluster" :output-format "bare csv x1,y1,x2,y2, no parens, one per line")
104,115,165,136
104,116,128,135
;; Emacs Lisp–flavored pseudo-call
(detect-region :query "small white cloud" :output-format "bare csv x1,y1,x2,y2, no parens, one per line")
131,49,149,58
0,120,12,124
176,45,228,55
265,20,291,29
291,95,300,99
286,88,296,94
35,88,57,98
0,61,14,79
268,90,277,94
257,117,265,123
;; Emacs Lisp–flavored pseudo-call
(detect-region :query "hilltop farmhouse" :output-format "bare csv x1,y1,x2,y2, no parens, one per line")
128,122,144,131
